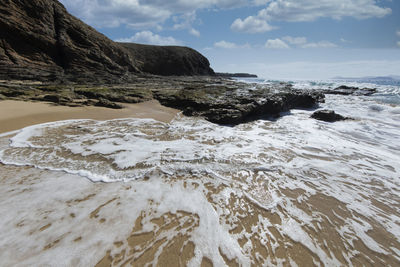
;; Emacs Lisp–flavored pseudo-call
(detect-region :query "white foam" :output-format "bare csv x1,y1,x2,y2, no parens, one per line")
1,80,400,265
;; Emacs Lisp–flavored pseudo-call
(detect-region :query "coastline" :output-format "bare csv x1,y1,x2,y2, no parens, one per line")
0,100,179,134
0,82,400,265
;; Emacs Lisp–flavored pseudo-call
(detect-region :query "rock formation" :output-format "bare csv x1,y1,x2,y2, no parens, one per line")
0,0,214,82
322,85,376,96
120,43,214,76
311,110,348,122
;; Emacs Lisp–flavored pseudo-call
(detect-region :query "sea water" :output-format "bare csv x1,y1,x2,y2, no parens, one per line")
0,78,399,266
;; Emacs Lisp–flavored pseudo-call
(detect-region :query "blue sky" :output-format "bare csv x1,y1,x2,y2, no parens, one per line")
60,0,400,79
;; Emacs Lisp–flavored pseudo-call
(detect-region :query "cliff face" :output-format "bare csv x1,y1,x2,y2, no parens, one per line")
0,0,214,82
120,43,214,76
0,0,140,82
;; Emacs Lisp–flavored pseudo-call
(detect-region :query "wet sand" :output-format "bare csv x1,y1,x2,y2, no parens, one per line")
1,100,400,266
0,100,179,133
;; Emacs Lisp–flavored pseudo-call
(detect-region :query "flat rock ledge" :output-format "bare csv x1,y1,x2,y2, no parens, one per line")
322,85,376,96
153,82,325,125
0,77,325,126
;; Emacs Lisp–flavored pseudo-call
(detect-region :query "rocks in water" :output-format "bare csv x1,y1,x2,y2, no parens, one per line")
119,43,214,76
0,0,214,82
323,85,376,96
154,83,325,125
215,73,258,78
311,110,348,122
0,77,324,125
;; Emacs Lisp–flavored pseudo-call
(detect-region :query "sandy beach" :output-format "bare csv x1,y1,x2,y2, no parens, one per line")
1,97,400,266
0,100,179,134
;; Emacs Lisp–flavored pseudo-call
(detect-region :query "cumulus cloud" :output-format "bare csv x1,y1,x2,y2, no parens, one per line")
232,0,391,33
214,40,250,49
278,36,338,48
172,11,201,37
60,0,248,30
116,31,182,46
189,28,201,37
301,41,337,48
265,39,289,49
231,16,275,33
282,36,307,45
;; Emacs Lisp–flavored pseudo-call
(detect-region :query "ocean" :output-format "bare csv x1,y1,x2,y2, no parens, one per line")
0,78,399,266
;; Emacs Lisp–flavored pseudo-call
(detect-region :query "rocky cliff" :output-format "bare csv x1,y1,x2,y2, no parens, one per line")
0,0,214,82
120,43,214,76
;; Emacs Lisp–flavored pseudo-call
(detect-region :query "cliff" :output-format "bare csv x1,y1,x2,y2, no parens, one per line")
0,0,214,82
120,43,214,76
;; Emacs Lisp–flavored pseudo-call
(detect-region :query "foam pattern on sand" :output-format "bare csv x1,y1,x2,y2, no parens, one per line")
1,93,400,265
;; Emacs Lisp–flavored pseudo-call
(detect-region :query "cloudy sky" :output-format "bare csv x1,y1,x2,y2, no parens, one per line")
59,0,400,79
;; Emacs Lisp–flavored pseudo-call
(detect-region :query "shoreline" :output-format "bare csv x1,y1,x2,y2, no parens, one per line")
0,100,179,134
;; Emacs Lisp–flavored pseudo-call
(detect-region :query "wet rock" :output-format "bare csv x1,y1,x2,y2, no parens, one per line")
95,98,123,109
155,84,325,125
323,85,376,96
311,110,348,122
42,94,72,104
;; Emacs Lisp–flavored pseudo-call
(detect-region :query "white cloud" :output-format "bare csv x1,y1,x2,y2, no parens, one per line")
279,36,337,48
397,30,400,37
397,41,400,48
214,40,250,49
116,31,182,46
232,0,391,33
189,28,201,37
231,16,275,33
301,41,337,48
340,38,352,43
282,36,307,45
265,39,290,49
60,0,249,30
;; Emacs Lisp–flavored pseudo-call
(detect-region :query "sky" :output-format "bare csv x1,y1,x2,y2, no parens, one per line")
59,0,400,80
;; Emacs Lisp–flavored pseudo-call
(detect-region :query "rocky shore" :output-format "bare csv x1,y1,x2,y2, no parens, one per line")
0,0,378,126
0,77,325,125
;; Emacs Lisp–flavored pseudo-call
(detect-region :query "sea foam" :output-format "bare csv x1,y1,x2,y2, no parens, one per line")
1,80,400,265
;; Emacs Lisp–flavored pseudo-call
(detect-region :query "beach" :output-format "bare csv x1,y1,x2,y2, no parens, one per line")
0,100,179,133
1,79,400,266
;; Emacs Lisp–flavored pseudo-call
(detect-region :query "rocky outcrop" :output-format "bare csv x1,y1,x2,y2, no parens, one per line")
0,0,215,82
215,73,258,78
0,77,324,125
311,110,348,122
119,43,214,76
154,82,324,125
0,0,142,82
322,85,376,96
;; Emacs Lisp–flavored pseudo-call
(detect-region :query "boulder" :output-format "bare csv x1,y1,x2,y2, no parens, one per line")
311,110,348,122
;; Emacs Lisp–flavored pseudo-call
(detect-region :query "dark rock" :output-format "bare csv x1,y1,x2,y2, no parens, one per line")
42,94,61,103
0,0,140,82
95,98,123,109
40,94,71,103
155,83,325,125
323,85,376,96
215,73,258,78
311,110,348,122
0,0,215,82
119,43,214,76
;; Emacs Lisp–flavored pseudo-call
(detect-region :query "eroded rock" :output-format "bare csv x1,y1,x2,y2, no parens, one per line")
311,110,348,122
